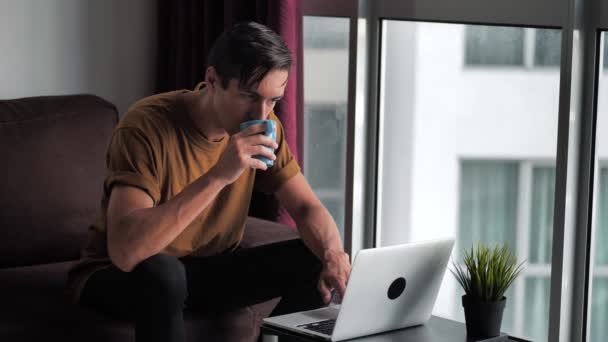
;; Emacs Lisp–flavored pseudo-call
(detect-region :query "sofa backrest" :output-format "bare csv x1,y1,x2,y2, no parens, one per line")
0,95,118,268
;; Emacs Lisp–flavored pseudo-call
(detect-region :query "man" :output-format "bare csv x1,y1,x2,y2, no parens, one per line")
67,21,351,342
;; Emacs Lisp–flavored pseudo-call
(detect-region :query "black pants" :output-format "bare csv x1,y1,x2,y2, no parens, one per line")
80,239,324,342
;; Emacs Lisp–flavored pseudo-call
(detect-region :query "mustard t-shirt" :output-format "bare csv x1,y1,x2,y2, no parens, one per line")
66,89,300,303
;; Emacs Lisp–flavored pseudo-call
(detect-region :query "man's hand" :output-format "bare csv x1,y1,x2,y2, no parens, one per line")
318,249,351,304
208,123,278,185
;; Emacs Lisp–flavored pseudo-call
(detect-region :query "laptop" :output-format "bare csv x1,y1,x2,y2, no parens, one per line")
263,238,455,341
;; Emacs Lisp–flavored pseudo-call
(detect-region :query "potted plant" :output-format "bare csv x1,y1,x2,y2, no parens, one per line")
450,242,525,339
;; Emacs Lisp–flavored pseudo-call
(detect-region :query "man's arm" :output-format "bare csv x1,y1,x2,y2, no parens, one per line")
107,174,226,273
275,172,351,304
107,123,278,272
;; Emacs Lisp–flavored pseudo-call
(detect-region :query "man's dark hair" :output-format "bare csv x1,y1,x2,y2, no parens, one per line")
207,21,292,89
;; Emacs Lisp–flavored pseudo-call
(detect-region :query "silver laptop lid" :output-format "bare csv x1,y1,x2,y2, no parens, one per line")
331,238,455,341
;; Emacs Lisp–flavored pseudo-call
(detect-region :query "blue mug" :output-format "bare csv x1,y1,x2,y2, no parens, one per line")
239,119,277,167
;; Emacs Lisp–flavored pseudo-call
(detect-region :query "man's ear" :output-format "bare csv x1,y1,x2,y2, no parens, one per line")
205,66,219,92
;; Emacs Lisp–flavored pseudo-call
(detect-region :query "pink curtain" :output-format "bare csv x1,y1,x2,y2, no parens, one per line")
264,0,303,227
157,0,303,227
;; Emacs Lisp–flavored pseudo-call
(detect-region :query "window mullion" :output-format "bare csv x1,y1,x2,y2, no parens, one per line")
514,161,532,335
524,28,536,68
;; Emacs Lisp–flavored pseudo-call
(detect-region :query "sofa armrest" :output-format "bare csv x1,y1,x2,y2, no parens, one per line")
240,217,299,249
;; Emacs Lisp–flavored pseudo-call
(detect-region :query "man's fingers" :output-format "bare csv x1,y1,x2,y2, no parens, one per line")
330,276,347,299
243,133,278,149
240,123,269,136
249,145,276,161
339,280,347,298
249,158,268,170
318,279,332,304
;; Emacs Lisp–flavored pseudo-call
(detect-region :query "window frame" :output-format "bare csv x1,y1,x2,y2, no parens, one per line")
301,1,371,259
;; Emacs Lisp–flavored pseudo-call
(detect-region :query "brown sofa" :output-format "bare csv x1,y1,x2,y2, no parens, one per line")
0,94,298,341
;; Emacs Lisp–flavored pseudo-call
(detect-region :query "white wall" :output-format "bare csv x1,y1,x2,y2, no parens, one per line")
0,0,157,114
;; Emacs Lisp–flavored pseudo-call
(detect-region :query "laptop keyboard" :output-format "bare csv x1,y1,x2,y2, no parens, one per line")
297,319,336,335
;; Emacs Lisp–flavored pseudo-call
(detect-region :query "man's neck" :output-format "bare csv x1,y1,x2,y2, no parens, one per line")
185,89,226,142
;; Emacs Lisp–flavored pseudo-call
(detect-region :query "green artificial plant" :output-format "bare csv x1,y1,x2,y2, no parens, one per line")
451,242,525,302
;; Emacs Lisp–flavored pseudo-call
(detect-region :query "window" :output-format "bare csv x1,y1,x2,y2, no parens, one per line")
303,16,350,238
302,1,608,340
465,26,561,68
589,32,608,342
378,20,561,341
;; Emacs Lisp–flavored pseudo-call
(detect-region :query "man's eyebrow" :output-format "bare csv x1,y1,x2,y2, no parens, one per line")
243,90,283,101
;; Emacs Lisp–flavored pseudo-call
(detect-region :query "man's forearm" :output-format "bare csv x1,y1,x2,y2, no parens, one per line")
293,204,345,262
110,171,227,272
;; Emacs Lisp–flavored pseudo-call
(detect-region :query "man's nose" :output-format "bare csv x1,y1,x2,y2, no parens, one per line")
252,100,270,120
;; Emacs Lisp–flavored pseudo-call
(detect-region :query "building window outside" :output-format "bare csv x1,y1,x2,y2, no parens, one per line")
465,26,524,66
534,30,561,67
465,26,561,68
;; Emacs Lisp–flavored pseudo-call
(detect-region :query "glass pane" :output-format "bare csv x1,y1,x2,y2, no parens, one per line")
465,26,524,66
524,277,550,341
595,168,608,265
591,278,608,342
590,32,608,342
379,21,561,341
304,16,349,49
604,37,608,69
320,198,345,237
303,16,349,237
304,105,347,189
534,30,561,67
529,167,555,264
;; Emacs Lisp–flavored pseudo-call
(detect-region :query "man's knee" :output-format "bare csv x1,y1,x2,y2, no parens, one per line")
290,239,322,275
131,254,188,311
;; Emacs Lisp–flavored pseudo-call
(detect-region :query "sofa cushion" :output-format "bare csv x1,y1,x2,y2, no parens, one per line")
0,95,118,268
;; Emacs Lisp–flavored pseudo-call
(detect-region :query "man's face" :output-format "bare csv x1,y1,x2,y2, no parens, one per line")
212,69,288,135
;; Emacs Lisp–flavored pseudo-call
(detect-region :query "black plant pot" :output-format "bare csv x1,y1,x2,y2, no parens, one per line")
462,295,506,338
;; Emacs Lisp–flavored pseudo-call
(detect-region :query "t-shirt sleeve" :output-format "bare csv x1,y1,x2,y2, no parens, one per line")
253,113,301,193
103,127,162,205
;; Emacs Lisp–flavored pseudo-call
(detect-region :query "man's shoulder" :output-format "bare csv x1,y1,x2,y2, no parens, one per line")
117,90,186,134
127,90,185,113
